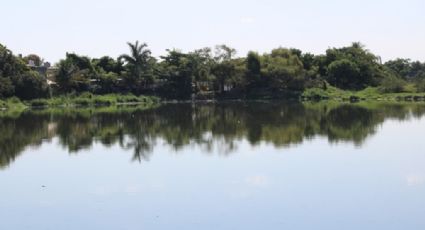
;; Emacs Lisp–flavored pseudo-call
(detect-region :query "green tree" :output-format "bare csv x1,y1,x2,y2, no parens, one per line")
119,41,155,91
379,75,406,93
55,54,93,93
385,59,425,80
262,48,306,90
190,47,214,92
385,59,411,79
23,54,43,66
246,51,262,88
13,71,49,99
0,44,28,77
0,77,14,98
324,43,385,90
212,45,237,93
327,59,360,89
95,71,120,94
159,50,196,99
92,56,124,74
0,43,48,99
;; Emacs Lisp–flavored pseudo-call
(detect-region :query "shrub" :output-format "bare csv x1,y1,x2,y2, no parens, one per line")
13,71,49,100
79,92,94,99
29,99,49,107
0,99,6,108
48,96,68,106
73,98,92,106
302,88,329,100
379,76,406,93
93,96,114,105
416,79,425,92
150,96,160,103
117,94,139,103
7,96,21,104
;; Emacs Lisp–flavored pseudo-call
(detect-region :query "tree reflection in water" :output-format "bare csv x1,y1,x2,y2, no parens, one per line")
1,102,425,168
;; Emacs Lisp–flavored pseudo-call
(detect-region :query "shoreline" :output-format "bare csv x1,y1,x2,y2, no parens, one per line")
3,94,425,112
3,86,425,111
0,94,160,111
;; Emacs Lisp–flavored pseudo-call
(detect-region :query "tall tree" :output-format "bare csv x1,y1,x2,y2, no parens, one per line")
262,48,306,90
246,51,262,89
55,53,94,93
159,50,197,99
212,45,237,93
119,41,155,91
0,44,48,99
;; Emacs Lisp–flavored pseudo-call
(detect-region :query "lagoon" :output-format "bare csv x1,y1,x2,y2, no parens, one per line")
1,102,425,230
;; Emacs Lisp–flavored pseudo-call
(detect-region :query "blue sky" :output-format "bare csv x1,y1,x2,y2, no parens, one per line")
1,0,424,63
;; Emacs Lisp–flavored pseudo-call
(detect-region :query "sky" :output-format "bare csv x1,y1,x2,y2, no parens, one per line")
1,0,424,63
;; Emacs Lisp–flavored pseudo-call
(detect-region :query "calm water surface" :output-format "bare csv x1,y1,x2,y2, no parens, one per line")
1,102,425,230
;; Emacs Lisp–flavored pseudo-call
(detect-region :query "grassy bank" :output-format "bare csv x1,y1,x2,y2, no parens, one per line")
302,86,425,101
0,93,160,111
3,89,425,112
0,97,27,111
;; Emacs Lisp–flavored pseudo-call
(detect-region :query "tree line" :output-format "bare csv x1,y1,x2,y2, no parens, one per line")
1,42,425,100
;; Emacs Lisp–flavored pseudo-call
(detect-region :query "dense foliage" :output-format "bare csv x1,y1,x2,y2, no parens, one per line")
0,44,49,99
1,42,425,101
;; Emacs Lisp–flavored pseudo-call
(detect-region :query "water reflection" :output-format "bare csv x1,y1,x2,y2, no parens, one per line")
1,102,425,168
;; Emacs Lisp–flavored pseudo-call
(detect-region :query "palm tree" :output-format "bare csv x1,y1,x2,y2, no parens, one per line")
119,41,153,89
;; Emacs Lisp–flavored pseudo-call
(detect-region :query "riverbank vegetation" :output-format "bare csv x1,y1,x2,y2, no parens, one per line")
1,42,425,105
0,93,159,110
